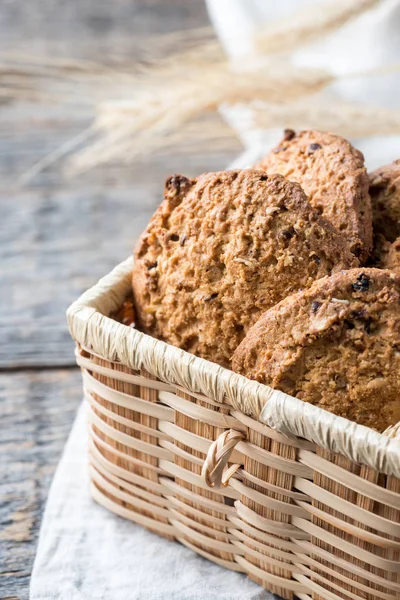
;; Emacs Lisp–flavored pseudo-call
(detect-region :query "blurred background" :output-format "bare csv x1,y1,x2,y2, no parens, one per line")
1,0,399,597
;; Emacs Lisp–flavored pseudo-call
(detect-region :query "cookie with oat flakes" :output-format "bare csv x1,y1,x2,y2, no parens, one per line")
256,130,372,263
369,159,400,242
375,236,400,272
368,232,400,272
232,268,400,431
132,169,356,368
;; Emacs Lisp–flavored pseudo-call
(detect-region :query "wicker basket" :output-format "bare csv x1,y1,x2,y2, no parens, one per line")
67,257,400,600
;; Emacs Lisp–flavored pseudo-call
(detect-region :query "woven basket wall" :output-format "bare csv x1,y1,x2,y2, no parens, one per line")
68,258,400,600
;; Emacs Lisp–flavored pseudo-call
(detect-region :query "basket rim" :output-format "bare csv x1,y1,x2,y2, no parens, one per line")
67,256,400,477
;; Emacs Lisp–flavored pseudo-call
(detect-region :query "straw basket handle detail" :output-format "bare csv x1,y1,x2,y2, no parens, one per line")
202,429,245,489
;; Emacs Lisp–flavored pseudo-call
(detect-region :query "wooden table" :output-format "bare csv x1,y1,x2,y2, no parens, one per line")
0,3,239,597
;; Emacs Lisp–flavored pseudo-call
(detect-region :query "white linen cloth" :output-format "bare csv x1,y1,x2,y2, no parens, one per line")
206,0,400,169
30,2,400,598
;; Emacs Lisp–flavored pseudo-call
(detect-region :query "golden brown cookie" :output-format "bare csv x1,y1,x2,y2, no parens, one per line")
256,129,372,262
369,159,400,242
232,268,400,431
369,233,397,269
368,233,391,268
376,237,400,272
133,170,357,367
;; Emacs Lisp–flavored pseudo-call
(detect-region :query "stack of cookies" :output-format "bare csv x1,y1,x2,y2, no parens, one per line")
132,130,400,433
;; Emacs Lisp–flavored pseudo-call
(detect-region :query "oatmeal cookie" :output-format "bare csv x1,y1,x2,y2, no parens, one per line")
133,170,356,367
257,130,372,262
377,237,400,271
232,268,400,431
369,159,400,242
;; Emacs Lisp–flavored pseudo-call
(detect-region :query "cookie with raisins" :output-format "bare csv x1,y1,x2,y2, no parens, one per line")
233,268,400,431
257,130,372,262
133,170,356,367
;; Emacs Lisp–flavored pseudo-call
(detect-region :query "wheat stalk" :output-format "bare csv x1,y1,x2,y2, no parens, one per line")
1,0,395,181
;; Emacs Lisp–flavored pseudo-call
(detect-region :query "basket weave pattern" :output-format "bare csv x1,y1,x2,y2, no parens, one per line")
69,259,400,600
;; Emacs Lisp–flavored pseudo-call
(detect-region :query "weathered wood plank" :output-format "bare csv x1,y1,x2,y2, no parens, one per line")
0,369,82,600
0,180,158,369
0,0,210,59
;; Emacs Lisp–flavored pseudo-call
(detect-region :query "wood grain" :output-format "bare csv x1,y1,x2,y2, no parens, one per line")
0,0,210,59
0,370,82,599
